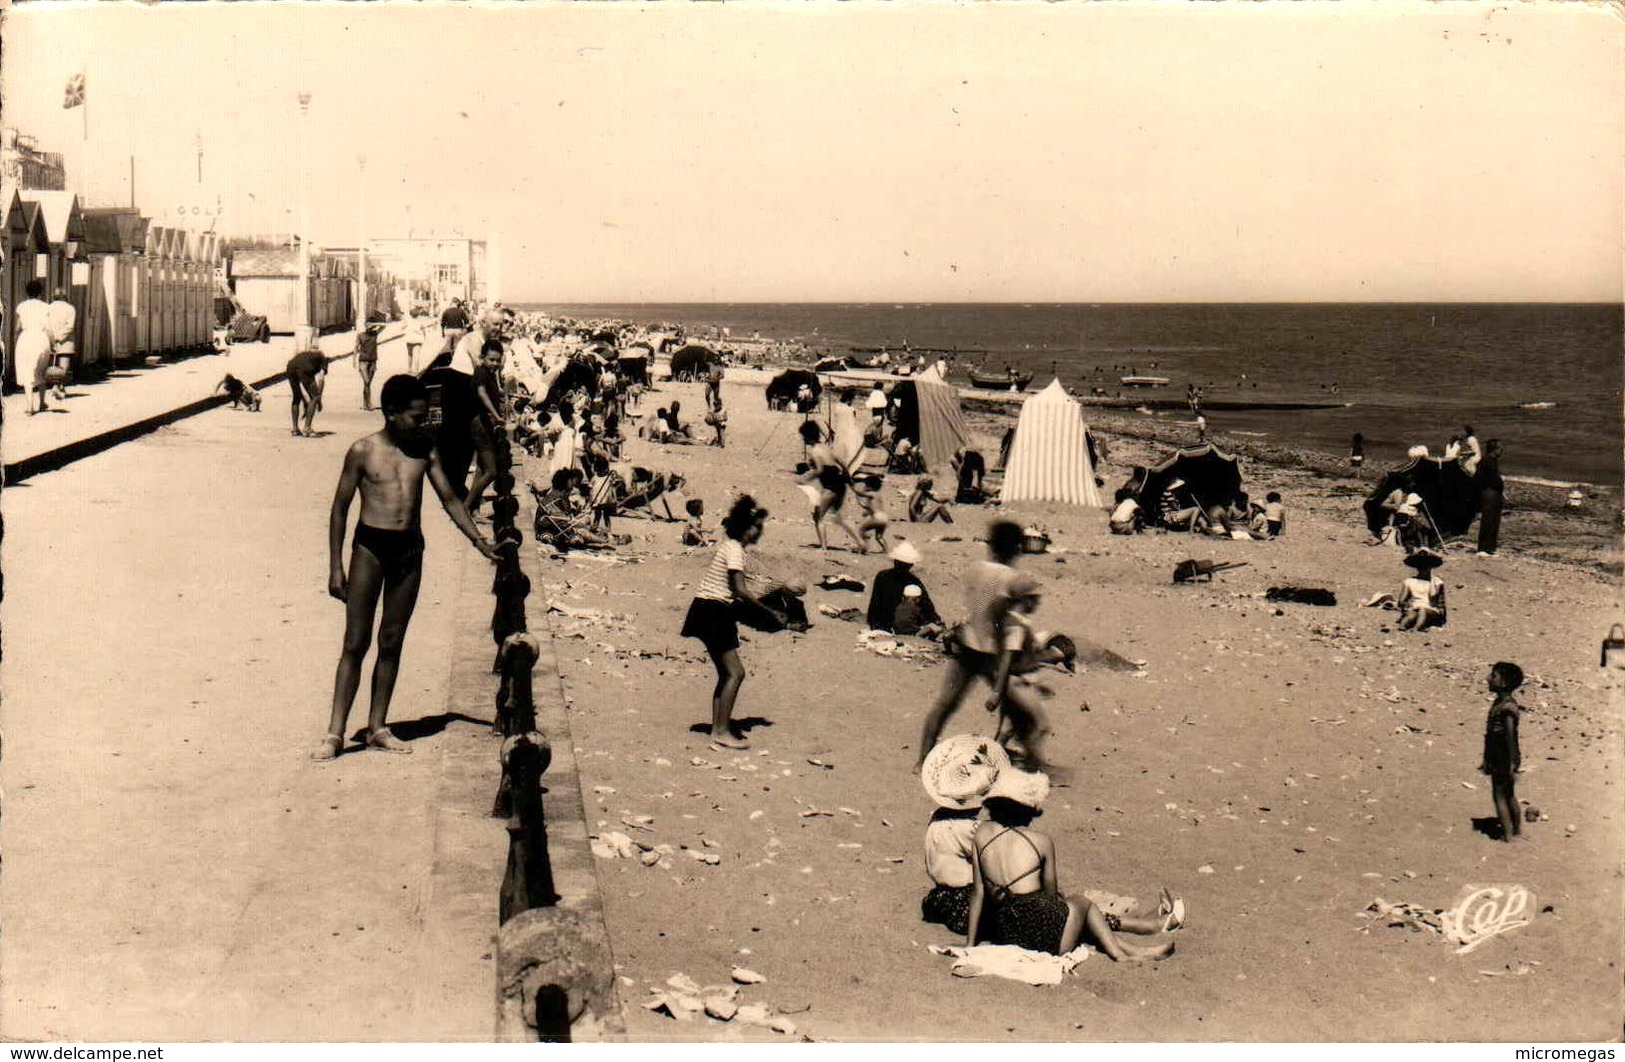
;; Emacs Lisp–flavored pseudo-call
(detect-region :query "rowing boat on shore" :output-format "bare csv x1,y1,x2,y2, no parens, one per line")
968,370,1033,391
1120,375,1172,387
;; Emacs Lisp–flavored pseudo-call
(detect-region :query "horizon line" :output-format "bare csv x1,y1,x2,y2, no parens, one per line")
505,299,1625,309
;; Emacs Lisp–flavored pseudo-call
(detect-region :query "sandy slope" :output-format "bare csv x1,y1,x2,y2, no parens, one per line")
534,374,1621,1042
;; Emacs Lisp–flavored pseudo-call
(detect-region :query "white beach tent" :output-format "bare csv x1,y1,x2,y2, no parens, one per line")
1001,379,1107,507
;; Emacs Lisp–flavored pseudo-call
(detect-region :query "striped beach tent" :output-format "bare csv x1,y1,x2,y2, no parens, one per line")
1001,379,1106,507
892,364,969,473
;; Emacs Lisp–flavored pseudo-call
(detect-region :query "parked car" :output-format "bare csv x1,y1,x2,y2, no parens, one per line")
214,294,271,344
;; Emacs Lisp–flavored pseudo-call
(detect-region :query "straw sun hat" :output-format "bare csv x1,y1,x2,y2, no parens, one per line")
1403,548,1445,571
920,735,1010,810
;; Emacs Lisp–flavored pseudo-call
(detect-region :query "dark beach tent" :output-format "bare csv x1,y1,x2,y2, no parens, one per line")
766,369,821,409
618,351,651,387
669,344,716,381
1138,444,1244,512
543,355,603,407
1362,457,1479,539
890,366,970,473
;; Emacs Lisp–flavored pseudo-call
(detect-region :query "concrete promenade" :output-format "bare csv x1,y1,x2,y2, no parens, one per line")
0,329,510,1041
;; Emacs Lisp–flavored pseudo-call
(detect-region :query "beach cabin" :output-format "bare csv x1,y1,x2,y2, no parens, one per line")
19,190,86,300
18,190,87,369
2,184,50,391
81,207,148,368
230,244,351,335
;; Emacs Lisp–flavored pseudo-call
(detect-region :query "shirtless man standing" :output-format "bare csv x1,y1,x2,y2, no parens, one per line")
313,374,499,760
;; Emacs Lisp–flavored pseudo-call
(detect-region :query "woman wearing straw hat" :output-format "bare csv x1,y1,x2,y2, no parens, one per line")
967,769,1180,960
1396,548,1447,631
919,736,1008,935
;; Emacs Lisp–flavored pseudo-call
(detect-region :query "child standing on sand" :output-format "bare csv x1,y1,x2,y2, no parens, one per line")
1263,491,1286,537
680,496,791,750
1481,662,1524,842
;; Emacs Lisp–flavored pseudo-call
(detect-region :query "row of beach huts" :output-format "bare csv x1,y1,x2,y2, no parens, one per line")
1,184,399,392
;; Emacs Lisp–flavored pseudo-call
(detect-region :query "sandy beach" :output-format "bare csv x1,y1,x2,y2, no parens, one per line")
528,365,1622,1041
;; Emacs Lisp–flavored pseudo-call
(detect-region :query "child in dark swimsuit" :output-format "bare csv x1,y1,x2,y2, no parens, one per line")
967,770,1180,960
796,419,865,552
314,375,498,761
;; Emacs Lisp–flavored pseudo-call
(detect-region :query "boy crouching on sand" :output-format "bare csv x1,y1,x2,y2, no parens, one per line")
216,373,262,411
1481,662,1524,842
313,375,499,761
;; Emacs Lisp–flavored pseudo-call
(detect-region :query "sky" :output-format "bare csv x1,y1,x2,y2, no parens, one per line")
2,1,1621,304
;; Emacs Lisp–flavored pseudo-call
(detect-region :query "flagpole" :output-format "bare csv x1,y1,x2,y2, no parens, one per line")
81,77,88,201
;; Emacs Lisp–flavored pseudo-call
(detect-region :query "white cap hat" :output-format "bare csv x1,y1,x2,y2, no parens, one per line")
902,584,923,599
889,540,922,565
984,768,1051,810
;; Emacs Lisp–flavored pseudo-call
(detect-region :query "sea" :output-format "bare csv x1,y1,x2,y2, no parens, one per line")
519,303,1623,487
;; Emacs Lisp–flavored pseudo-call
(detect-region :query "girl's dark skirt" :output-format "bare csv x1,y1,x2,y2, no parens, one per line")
921,884,974,936
988,891,1071,954
681,596,740,655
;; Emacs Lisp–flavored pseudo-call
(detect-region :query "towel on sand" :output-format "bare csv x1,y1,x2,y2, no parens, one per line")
928,944,1092,985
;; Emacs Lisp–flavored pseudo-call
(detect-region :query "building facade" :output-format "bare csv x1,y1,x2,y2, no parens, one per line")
0,128,67,192
365,236,489,309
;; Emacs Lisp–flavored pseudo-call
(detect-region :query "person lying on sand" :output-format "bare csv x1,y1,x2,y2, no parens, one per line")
967,770,1180,960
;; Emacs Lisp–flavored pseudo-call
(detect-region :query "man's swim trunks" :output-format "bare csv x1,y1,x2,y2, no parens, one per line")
353,522,426,582
287,351,329,401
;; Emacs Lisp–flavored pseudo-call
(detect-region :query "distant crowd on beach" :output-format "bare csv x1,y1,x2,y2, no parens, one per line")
290,301,1537,980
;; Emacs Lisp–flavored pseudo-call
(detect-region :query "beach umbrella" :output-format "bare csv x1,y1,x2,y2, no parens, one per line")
618,353,650,387
767,369,821,409
1002,380,1107,507
1139,443,1243,512
1362,457,1478,539
670,344,716,381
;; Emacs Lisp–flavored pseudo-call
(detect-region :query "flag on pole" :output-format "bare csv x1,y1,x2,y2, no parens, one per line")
63,72,86,109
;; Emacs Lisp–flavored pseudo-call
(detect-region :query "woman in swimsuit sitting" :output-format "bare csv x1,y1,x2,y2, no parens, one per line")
967,769,1180,961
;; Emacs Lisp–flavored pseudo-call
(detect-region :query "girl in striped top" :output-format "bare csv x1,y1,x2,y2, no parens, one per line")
681,495,770,750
